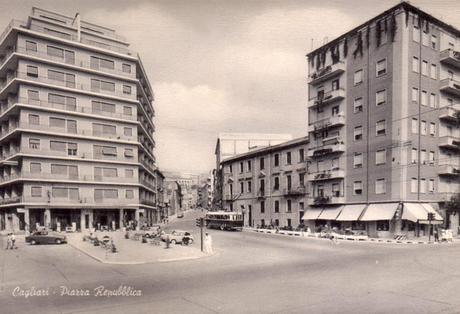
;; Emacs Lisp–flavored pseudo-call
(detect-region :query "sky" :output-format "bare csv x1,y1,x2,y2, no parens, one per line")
1,0,459,174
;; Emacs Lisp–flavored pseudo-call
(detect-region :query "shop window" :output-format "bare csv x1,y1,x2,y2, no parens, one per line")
376,220,389,231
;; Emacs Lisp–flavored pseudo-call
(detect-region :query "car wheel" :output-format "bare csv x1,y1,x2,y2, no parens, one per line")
170,239,176,245
55,239,62,244
188,239,194,244
31,240,37,245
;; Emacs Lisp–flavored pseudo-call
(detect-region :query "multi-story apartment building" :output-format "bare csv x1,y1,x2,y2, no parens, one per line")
305,2,459,237
0,8,157,233
213,133,293,210
220,136,309,228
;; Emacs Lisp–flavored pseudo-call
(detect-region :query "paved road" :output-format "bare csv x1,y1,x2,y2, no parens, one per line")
1,210,460,314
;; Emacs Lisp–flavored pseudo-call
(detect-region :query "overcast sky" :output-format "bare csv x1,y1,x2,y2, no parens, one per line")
1,0,459,174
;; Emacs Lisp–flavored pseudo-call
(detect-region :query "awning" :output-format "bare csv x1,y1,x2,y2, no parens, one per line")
360,203,399,221
336,204,367,221
421,204,443,221
402,203,428,223
302,208,323,220
317,206,344,220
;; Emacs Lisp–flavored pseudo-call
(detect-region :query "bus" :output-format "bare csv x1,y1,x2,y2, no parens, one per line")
205,211,244,231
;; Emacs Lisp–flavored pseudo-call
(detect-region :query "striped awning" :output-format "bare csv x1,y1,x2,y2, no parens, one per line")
360,203,399,221
317,206,344,220
336,204,367,221
302,208,323,220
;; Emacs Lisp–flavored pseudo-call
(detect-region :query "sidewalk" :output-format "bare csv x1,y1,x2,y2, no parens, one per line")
66,231,212,264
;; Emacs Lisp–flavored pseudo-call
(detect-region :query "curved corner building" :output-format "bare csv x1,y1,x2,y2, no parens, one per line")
0,7,157,233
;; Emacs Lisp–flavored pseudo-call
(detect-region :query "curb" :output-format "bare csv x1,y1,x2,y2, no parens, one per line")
68,241,214,265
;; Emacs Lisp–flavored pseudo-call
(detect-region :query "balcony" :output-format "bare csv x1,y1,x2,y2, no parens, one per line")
308,62,346,85
307,194,345,206
308,89,346,109
307,140,345,158
440,49,460,69
439,106,460,123
438,164,460,177
283,186,307,196
440,78,460,97
307,169,345,181
0,195,22,205
439,135,460,151
308,114,345,133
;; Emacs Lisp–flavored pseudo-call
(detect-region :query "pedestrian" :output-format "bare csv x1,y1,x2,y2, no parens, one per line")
204,232,213,254
434,227,439,243
5,233,11,250
10,232,16,249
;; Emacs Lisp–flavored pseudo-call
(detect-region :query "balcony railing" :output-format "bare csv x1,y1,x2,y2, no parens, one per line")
0,71,136,101
308,194,345,206
440,49,460,69
308,114,345,133
439,106,460,123
0,195,22,205
438,164,460,176
440,78,460,97
283,186,307,196
308,89,346,108
307,140,345,158
308,62,346,85
307,169,345,181
439,135,460,151
1,172,139,184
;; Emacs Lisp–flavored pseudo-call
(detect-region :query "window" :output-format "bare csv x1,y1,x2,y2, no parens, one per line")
353,181,363,195
420,178,426,193
260,201,265,213
50,117,66,128
247,181,252,193
354,70,363,85
421,91,427,106
28,114,39,125
123,85,132,95
421,120,427,135
94,167,117,178
93,123,116,136
376,90,386,106
95,189,118,200
411,148,418,164
274,154,279,167
428,179,435,192
287,175,292,189
274,177,279,190
413,26,420,42
286,152,291,165
287,200,292,213
375,178,386,194
90,56,115,70
240,182,244,193
412,118,418,134
45,28,71,39
412,57,419,72
331,79,339,91
429,123,436,136
126,190,134,199
332,184,340,197
377,221,389,231
420,150,427,164
92,101,116,114
50,141,66,152
274,200,279,213
299,149,305,162
30,163,41,173
28,89,39,102
48,70,75,88
49,93,76,111
354,98,363,113
431,35,437,49
376,120,386,136
123,106,133,116
430,64,437,79
332,106,339,116
299,173,305,186
411,178,418,193
421,60,428,76
260,158,265,170
429,93,436,108
125,169,134,178
412,88,418,102
29,138,40,149
240,162,244,173
124,127,132,137
91,79,115,92
376,59,386,76
27,65,38,77
247,160,252,171
229,165,233,173
354,126,363,141
429,151,435,164
26,40,37,52
68,143,77,156
124,148,133,157
422,31,429,46
47,45,64,58
353,153,363,168
31,186,42,197
122,63,131,73
52,187,68,198
376,149,386,165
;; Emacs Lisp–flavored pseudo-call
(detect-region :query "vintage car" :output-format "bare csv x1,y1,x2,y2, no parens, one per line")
160,230,193,244
177,213,184,218
25,231,67,245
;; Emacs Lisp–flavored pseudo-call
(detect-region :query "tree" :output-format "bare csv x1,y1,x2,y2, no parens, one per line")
445,193,460,215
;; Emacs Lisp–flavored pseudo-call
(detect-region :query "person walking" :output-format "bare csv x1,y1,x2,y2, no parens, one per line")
10,232,16,249
434,227,439,243
204,232,213,254
5,233,11,250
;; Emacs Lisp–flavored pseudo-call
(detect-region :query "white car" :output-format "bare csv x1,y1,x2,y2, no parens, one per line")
160,230,193,244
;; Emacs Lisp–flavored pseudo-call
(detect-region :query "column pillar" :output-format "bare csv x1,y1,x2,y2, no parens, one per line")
24,208,30,234
44,208,51,229
450,213,459,236
119,209,124,229
135,209,140,231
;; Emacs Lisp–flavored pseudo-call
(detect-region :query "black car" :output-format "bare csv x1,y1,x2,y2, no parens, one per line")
25,231,67,245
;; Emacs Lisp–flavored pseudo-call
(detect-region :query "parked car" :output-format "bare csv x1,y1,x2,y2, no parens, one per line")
177,213,184,218
160,230,193,244
139,225,161,238
25,231,67,245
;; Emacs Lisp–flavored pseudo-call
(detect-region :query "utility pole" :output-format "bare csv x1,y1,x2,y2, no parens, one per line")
427,213,434,243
